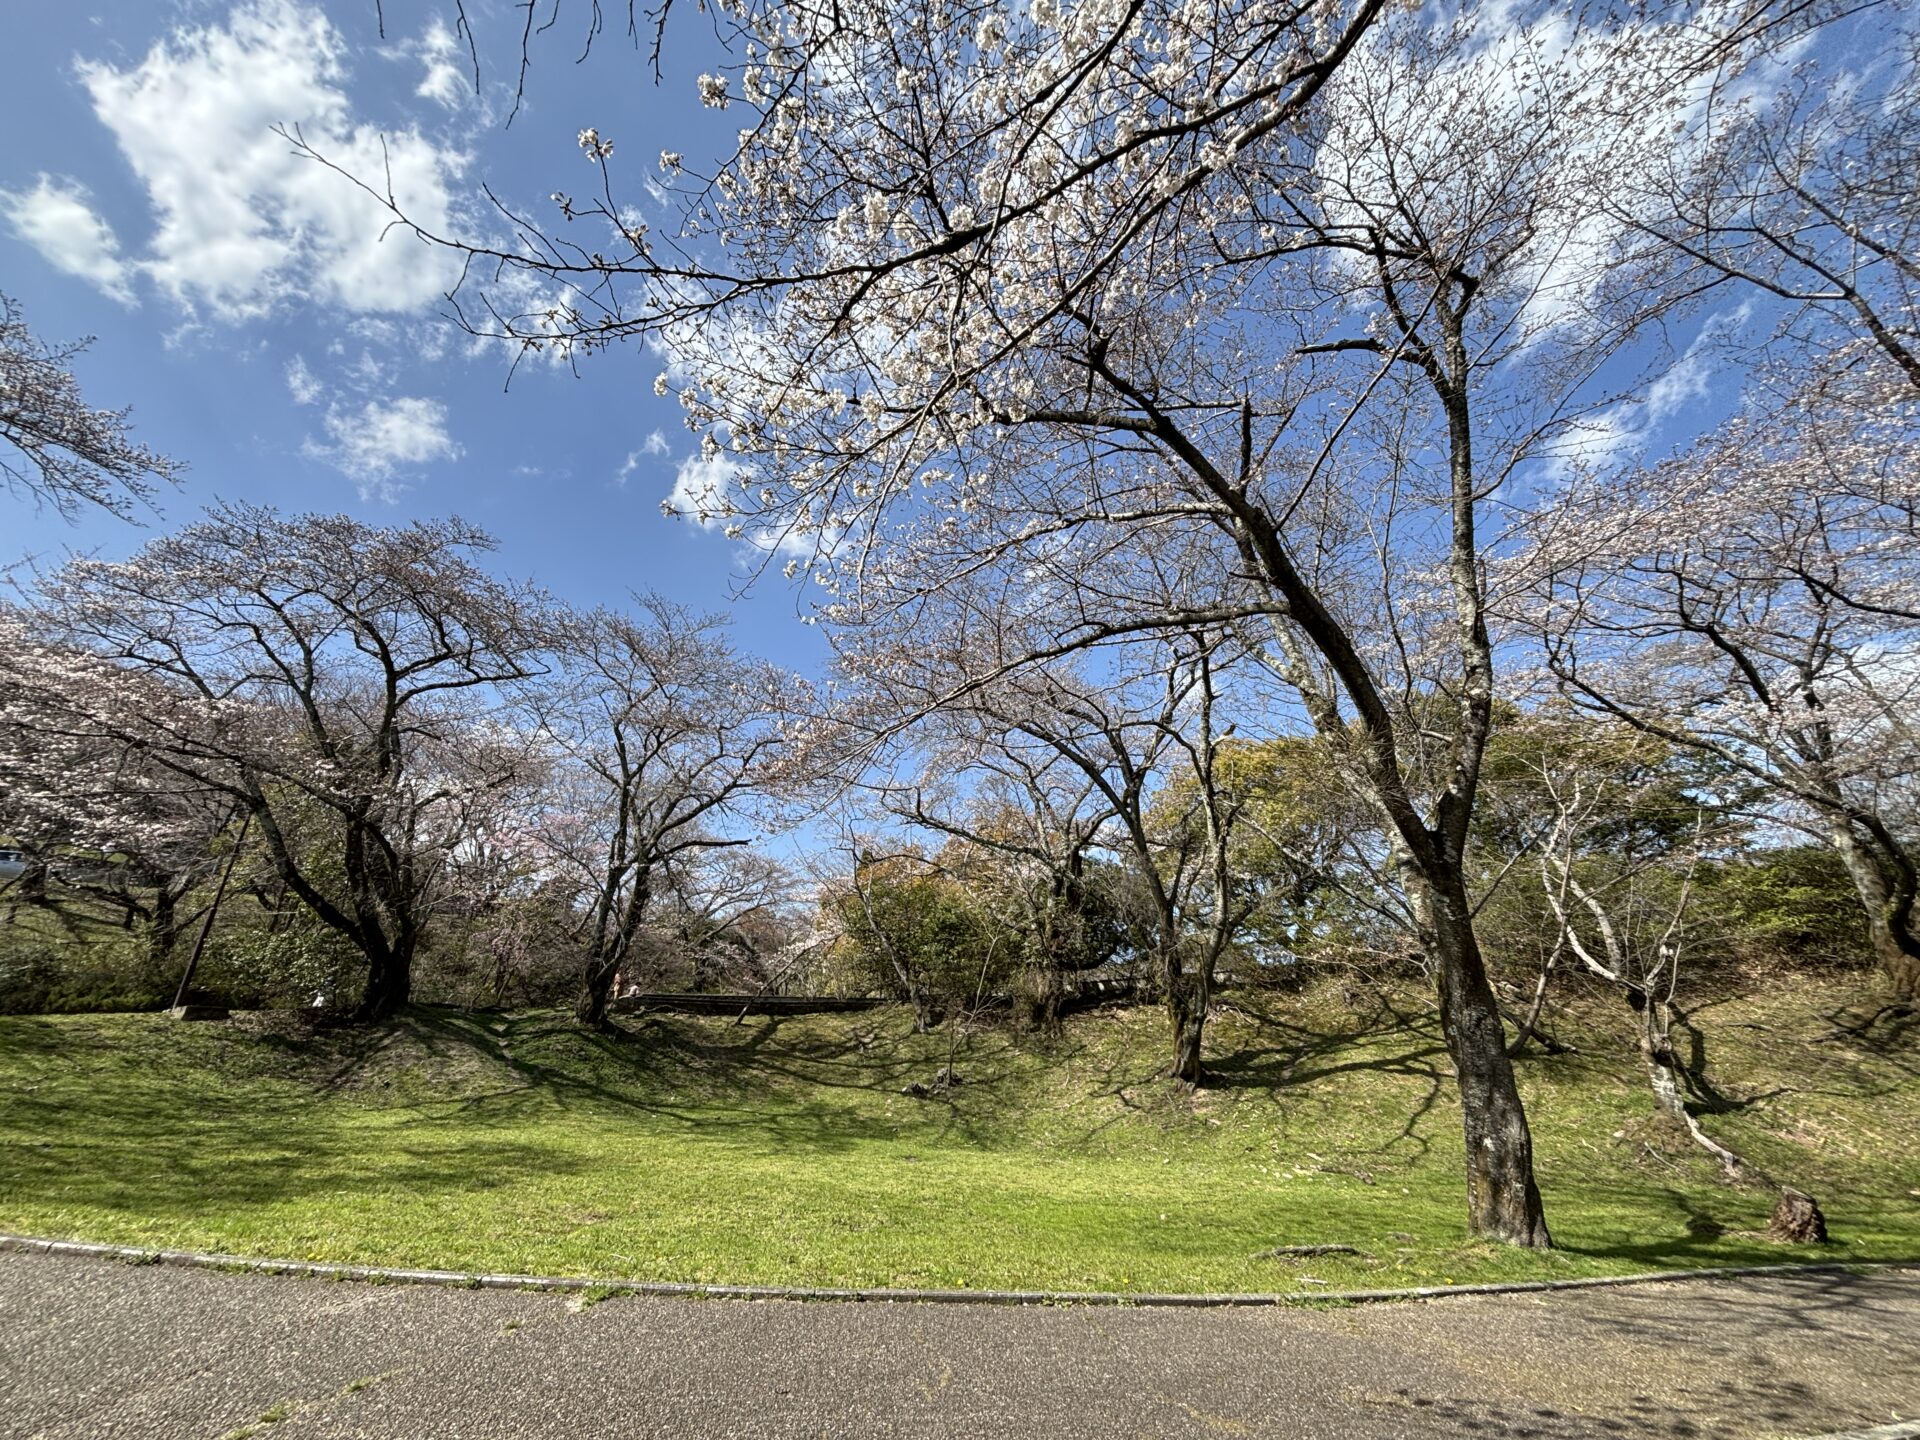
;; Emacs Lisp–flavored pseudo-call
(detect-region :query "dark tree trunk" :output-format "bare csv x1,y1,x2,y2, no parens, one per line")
576,957,620,1029
1870,926,1920,1006
1022,963,1064,1035
146,886,181,968
1417,870,1552,1248
353,939,413,1022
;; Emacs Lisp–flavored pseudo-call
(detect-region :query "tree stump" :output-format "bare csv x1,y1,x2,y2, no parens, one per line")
1768,1186,1828,1244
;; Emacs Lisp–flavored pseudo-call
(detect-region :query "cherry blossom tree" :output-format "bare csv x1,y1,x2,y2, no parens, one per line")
4,505,548,1021
1619,25,1920,388
843,596,1253,1083
1484,712,1739,1143
0,291,181,522
881,741,1122,1033
1515,367,1920,1003
522,598,807,1028
0,631,237,966
320,0,1876,1240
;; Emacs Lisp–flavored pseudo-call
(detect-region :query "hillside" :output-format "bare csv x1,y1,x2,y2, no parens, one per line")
1,978,1915,1295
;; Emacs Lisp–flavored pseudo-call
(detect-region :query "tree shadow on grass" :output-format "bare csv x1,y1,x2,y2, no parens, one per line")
391,1005,1034,1153
1207,989,1449,1090
0,1084,592,1223
0,1009,945,1226
1204,991,1454,1163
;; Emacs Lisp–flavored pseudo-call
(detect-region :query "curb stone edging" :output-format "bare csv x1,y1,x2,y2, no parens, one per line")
3,1233,1917,1309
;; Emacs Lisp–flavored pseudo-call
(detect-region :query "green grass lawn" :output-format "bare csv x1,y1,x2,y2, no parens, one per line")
2,978,1916,1295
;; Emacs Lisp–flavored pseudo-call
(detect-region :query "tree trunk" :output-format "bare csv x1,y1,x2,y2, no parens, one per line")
1633,990,1690,1125
576,956,619,1029
1416,869,1552,1248
354,940,413,1022
1022,963,1064,1035
146,886,181,969
1167,962,1209,1088
1628,985,1748,1176
1828,823,1920,1004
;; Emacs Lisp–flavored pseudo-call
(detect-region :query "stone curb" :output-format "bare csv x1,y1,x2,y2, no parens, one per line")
3,1233,1916,1309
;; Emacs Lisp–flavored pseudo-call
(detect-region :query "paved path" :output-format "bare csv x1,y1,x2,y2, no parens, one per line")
3,1251,1917,1439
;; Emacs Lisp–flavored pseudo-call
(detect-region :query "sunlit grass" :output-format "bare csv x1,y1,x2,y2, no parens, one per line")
2,978,1915,1294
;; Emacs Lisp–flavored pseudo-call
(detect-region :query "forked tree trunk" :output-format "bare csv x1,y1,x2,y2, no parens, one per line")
576,956,620,1029
1416,870,1552,1248
1636,992,1691,1126
1628,985,1747,1177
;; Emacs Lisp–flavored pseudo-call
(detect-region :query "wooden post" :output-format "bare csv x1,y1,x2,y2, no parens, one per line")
170,810,251,1015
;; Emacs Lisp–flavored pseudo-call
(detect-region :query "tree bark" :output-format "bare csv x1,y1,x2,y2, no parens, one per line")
1828,822,1920,1004
576,956,619,1029
353,939,413,1022
1769,1187,1829,1243
146,885,181,969
1415,869,1552,1247
1167,962,1210,1088
1626,988,1691,1125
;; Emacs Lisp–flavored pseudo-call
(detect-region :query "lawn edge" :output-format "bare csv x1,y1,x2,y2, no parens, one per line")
4,1232,1916,1308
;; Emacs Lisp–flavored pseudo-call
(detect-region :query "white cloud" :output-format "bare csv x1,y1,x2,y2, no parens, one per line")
0,174,134,304
77,0,465,322
663,450,820,557
305,395,462,499
1555,302,1753,471
614,430,671,487
665,453,742,522
285,354,324,404
414,19,470,110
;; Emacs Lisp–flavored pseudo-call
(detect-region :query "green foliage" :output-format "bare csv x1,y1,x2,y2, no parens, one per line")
1188,736,1393,970
203,915,364,1012
0,902,171,1014
1698,846,1873,971
829,855,1015,1006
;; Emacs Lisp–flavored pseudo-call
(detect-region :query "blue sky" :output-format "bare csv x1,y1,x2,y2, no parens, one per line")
5,1,1900,681
1,0,830,670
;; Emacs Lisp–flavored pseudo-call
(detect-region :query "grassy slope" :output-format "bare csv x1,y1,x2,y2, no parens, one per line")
1,978,1916,1295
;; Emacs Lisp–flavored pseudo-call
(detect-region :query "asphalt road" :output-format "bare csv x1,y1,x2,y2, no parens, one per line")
3,1251,1917,1439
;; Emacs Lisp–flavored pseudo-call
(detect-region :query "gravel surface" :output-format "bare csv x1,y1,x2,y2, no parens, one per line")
3,1250,1916,1439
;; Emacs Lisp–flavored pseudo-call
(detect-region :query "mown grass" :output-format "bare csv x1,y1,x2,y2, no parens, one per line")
1,977,1916,1294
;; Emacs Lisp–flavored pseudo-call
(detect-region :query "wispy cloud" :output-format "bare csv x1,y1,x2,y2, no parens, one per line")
412,18,471,111
614,429,672,487
304,395,463,500
285,354,325,405
0,175,133,304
